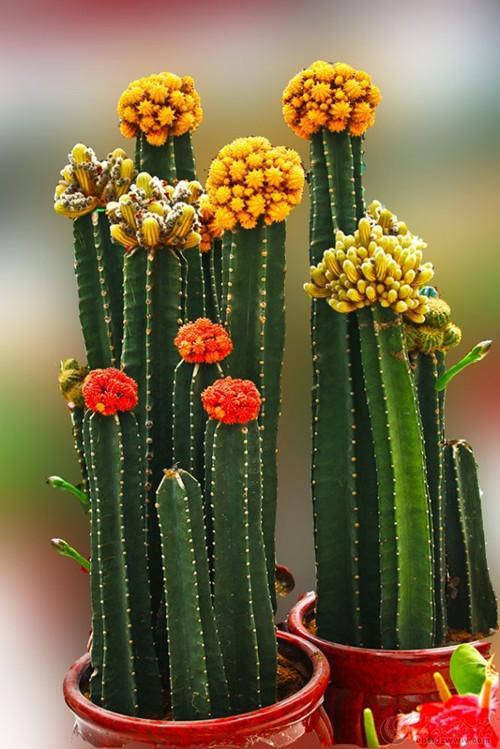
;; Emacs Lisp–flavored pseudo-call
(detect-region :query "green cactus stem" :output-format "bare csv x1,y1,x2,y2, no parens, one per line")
51,538,90,572
358,306,434,649
206,418,277,713
414,350,447,645
47,474,90,514
173,362,222,486
444,440,498,636
202,247,221,322
363,708,380,748
156,469,230,720
222,220,287,608
84,410,163,717
73,211,123,369
135,134,176,180
436,341,492,392
70,408,89,496
309,130,363,645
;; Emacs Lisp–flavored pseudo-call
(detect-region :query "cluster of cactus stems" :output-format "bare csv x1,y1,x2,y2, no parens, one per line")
287,60,497,649
52,72,304,720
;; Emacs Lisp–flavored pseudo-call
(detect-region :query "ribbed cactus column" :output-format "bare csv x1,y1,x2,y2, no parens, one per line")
81,369,163,717
202,377,277,713
54,144,134,369
405,288,463,644
283,62,382,645
118,72,207,322
156,469,230,720
206,137,305,606
445,440,497,636
172,319,233,486
107,171,202,612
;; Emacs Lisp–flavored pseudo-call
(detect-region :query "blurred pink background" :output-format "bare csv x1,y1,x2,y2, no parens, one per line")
1,0,499,746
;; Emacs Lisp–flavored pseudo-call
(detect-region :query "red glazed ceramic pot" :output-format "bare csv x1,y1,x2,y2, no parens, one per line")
63,630,333,748
288,591,492,746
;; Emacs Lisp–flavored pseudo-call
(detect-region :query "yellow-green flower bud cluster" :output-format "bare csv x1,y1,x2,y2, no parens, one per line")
405,295,462,354
54,144,135,219
106,172,203,252
58,358,89,409
304,201,434,323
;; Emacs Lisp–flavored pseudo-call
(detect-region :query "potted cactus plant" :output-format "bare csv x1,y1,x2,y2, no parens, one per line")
284,60,498,745
52,72,333,747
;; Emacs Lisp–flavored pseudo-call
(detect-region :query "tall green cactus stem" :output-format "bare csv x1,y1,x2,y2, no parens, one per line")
202,248,221,322
444,441,497,636
206,418,277,713
135,134,176,180
173,362,222,486
414,350,447,644
223,221,286,607
84,410,163,717
156,470,230,720
73,211,123,369
309,130,363,644
70,407,89,495
358,306,434,648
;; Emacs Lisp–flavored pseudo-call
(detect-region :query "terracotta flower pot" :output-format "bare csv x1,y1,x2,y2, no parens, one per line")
288,592,491,746
63,630,334,748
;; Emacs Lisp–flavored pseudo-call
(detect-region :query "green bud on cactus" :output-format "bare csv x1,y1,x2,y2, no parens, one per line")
424,297,452,329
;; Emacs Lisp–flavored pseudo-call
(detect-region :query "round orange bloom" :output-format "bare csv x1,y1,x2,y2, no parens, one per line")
206,136,304,231
282,60,381,139
117,72,202,146
174,318,233,364
201,377,261,424
82,368,138,415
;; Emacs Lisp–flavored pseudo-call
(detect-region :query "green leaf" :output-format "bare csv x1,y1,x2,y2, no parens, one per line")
450,643,488,695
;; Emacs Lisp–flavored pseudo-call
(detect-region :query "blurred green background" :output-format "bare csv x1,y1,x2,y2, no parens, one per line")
1,0,499,746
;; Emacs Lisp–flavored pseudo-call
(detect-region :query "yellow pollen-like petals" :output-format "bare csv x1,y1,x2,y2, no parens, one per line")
142,216,160,247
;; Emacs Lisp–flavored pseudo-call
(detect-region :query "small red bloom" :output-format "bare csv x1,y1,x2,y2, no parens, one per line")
174,318,233,364
396,689,498,747
201,377,261,424
82,368,138,416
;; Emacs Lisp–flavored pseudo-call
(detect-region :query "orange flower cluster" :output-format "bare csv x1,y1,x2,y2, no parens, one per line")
174,318,233,364
117,72,203,146
206,136,304,231
282,60,381,139
198,195,223,252
82,368,138,416
201,377,261,424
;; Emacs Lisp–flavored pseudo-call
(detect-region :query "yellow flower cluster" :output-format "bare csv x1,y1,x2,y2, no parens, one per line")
198,195,223,252
117,72,202,146
405,293,462,354
58,358,89,409
54,144,135,219
282,60,381,140
206,136,304,231
106,172,202,252
305,201,434,323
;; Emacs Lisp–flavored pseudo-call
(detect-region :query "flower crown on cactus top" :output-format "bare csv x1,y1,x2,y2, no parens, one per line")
198,195,223,251
282,60,382,139
305,200,434,323
117,72,203,146
82,368,138,415
174,318,233,364
202,377,261,424
54,144,135,219
106,172,203,252
206,136,305,231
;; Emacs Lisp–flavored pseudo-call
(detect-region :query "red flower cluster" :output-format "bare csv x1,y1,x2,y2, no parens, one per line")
174,318,233,364
82,368,138,416
397,690,498,747
201,377,261,424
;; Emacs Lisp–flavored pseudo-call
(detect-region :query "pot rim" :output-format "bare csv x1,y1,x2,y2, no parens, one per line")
64,630,330,740
289,591,491,660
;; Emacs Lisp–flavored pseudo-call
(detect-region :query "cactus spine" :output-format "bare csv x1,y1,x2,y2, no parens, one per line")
445,441,497,635
156,469,230,720
84,408,163,717
206,416,276,712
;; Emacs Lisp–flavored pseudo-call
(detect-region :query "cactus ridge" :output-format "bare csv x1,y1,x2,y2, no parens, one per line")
85,411,163,716
208,422,264,713
70,407,89,496
444,441,498,636
156,469,229,721
415,350,447,644
202,247,221,322
73,212,119,369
